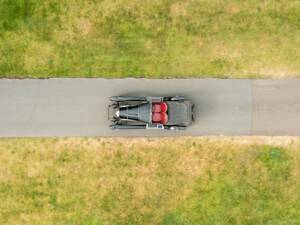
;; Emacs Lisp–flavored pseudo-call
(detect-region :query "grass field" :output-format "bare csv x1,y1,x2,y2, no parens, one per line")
0,137,299,225
0,0,300,78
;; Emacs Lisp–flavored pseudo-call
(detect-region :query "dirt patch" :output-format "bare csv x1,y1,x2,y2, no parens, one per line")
170,1,190,18
77,18,93,36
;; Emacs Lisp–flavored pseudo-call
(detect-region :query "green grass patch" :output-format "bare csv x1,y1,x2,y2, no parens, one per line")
0,137,299,225
163,146,299,225
0,0,300,78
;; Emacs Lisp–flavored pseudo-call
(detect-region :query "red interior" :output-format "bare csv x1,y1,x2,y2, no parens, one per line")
152,102,168,124
152,113,162,122
160,112,168,125
160,102,167,112
152,104,161,113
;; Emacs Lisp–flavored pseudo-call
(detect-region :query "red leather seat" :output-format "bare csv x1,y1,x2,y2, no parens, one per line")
152,102,168,112
152,103,161,113
161,112,168,125
152,112,162,122
160,102,168,112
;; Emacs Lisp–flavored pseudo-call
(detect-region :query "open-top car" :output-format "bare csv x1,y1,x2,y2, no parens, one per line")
108,96,194,130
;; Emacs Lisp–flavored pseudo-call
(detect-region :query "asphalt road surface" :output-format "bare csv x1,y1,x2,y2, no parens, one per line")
253,79,300,136
0,79,299,137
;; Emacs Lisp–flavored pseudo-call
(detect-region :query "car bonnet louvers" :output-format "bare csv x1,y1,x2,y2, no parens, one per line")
118,103,151,123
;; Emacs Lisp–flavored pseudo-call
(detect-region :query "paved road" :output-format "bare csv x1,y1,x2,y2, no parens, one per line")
0,79,299,137
253,80,300,136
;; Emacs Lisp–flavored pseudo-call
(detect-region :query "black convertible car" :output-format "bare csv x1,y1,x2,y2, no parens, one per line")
108,96,194,130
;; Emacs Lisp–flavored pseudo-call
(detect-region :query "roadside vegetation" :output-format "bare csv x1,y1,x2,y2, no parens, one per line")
0,137,299,225
0,0,300,78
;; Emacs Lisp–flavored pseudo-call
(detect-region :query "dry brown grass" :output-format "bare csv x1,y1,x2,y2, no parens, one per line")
0,137,299,225
1,0,300,77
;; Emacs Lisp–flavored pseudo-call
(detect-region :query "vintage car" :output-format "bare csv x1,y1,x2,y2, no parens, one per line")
108,96,194,130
